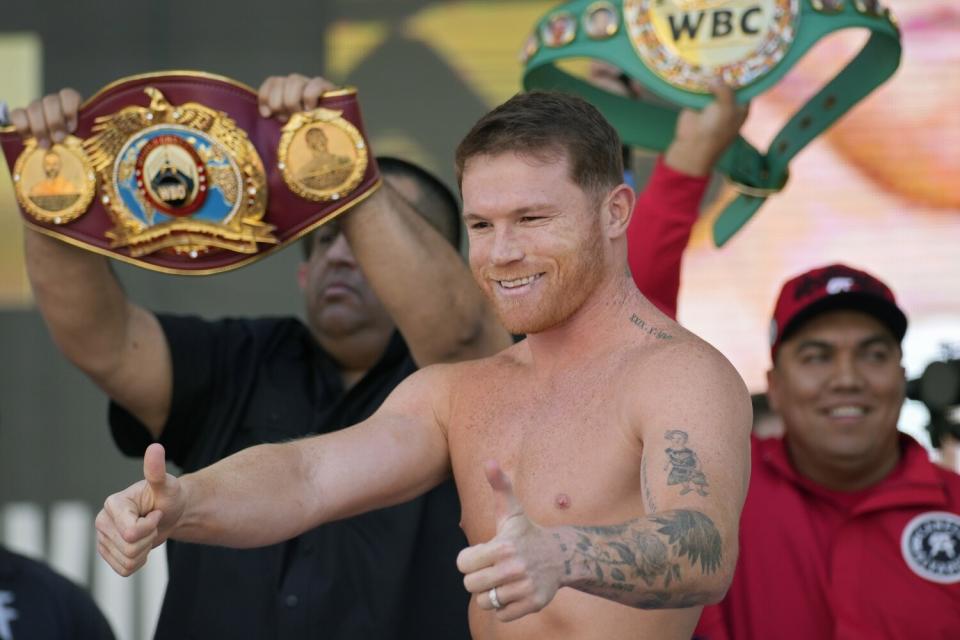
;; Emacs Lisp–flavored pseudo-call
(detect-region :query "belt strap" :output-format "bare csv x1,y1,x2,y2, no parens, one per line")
523,0,900,245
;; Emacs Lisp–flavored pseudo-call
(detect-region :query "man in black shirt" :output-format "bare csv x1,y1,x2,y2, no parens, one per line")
14,74,511,639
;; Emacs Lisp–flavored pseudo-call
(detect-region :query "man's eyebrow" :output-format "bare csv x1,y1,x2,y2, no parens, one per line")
794,339,833,352
858,335,897,349
793,333,896,352
462,204,556,219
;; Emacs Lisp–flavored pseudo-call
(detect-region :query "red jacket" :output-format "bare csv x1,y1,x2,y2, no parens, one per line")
697,434,960,640
629,145,960,640
628,157,708,320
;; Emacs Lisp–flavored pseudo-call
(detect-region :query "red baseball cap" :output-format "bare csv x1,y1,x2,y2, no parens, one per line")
769,263,908,360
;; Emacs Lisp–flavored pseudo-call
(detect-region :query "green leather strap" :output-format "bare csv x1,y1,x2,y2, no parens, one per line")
523,0,901,245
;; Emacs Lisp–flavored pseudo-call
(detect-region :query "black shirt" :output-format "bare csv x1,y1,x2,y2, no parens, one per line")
110,315,469,640
0,545,115,640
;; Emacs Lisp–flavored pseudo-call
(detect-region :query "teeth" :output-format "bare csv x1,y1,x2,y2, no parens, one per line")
499,274,540,289
830,406,865,418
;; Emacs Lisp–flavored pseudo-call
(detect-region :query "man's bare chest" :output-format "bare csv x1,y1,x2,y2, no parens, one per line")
448,370,644,540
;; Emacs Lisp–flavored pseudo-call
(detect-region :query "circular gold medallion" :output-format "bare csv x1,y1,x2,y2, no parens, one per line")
584,1,621,39
13,136,96,224
278,109,368,202
625,0,800,93
540,12,578,48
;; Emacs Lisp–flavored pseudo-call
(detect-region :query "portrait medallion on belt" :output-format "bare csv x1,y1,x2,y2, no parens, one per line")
584,1,621,39
900,511,960,584
624,0,800,93
277,108,368,203
12,136,96,225
540,12,578,47
84,87,274,259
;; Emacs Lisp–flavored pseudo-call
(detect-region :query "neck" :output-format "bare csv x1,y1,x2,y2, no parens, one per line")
314,325,394,390
525,266,644,371
785,433,902,492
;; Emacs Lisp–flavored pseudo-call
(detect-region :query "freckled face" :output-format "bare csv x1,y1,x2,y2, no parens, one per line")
461,152,605,335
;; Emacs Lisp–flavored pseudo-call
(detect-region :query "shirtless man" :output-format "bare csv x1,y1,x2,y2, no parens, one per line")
97,91,752,640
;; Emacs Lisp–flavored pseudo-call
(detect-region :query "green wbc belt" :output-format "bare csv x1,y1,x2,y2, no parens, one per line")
522,0,901,245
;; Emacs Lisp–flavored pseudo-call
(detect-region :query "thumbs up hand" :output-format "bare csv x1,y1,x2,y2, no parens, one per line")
456,461,567,622
95,443,185,576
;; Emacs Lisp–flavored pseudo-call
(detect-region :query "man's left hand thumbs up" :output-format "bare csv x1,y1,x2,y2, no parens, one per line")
456,460,567,622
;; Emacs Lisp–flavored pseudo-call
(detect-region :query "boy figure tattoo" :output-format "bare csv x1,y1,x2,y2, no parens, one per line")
664,430,709,496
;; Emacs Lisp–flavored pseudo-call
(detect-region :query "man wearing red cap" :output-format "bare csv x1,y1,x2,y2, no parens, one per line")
696,263,960,639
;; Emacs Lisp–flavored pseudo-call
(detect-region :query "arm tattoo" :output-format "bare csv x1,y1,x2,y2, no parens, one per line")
564,510,722,609
650,511,723,575
629,314,673,340
663,430,709,496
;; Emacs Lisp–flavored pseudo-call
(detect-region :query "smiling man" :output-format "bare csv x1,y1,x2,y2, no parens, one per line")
695,264,960,639
96,91,752,640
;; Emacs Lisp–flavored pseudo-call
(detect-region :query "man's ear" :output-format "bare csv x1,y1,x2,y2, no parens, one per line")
602,183,636,239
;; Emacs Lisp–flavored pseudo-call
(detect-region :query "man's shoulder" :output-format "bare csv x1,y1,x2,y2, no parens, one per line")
899,435,960,490
428,340,526,374
619,329,751,427
0,546,85,599
929,455,960,498
0,547,113,638
415,339,529,389
625,327,743,387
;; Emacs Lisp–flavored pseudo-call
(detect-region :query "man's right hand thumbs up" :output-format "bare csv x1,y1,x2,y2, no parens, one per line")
96,443,184,576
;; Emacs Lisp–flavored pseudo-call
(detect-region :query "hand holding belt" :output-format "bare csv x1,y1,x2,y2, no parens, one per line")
0,71,381,274
522,0,901,245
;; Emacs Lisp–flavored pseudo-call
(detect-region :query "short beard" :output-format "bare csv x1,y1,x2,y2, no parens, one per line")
488,218,606,335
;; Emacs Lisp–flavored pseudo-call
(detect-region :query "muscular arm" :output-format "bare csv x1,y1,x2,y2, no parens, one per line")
555,509,725,609
555,346,751,608
97,364,454,572
341,184,512,366
14,90,173,437
24,229,172,436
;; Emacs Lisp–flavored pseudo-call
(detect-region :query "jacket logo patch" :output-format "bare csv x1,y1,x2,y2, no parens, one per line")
900,511,960,584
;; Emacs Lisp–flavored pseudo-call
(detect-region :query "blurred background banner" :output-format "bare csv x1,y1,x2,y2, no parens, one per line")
0,1,957,638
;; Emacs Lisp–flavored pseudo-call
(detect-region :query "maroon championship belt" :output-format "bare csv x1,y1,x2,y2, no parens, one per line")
0,71,381,274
